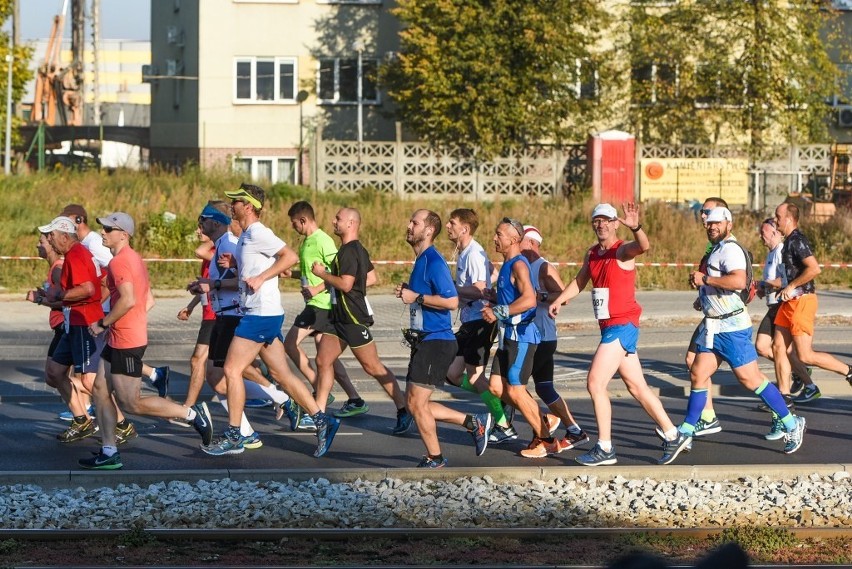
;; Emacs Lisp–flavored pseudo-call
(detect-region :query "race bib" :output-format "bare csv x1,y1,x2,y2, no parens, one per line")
409,303,423,331
591,287,611,320
700,318,720,350
63,307,71,333
365,297,374,316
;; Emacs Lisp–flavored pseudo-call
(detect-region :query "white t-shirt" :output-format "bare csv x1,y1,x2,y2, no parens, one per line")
210,231,241,315
762,242,783,307
699,238,751,333
236,221,285,316
455,239,491,323
81,229,112,312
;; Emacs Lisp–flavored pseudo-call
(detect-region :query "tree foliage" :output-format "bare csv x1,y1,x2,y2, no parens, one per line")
0,0,35,152
381,0,613,159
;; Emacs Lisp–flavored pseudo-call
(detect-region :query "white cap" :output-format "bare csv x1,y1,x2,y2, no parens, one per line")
38,216,77,234
591,203,618,220
522,225,543,244
705,207,732,223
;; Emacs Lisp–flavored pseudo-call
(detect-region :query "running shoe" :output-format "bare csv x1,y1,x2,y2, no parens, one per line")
657,432,693,465
790,374,805,395
190,402,213,446
151,366,170,398
169,417,192,428
693,417,722,437
793,384,821,404
575,443,617,466
416,455,448,468
334,399,370,418
115,422,138,445
242,431,263,449
519,437,560,458
57,418,99,443
79,451,123,470
783,415,806,454
544,413,561,436
296,413,317,432
488,424,519,444
59,405,95,422
392,409,414,436
202,430,247,456
276,399,301,431
846,365,852,387
245,399,272,408
765,415,785,441
469,413,493,456
557,429,590,452
314,413,340,458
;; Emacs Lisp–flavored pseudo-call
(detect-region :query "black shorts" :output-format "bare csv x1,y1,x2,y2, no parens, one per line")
455,319,498,367
196,319,215,346
209,316,241,367
407,339,458,388
531,340,557,384
47,324,64,358
102,344,147,377
757,303,781,338
293,305,332,336
490,339,537,386
51,325,103,374
323,320,374,349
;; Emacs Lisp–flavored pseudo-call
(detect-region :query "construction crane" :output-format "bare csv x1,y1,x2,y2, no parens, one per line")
31,0,83,126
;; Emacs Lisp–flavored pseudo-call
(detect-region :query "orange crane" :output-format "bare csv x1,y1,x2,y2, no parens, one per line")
31,0,83,126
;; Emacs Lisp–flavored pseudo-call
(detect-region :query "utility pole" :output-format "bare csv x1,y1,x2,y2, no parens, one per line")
92,0,101,125
5,36,12,174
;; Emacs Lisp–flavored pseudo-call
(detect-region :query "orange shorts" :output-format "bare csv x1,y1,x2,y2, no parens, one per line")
773,294,817,337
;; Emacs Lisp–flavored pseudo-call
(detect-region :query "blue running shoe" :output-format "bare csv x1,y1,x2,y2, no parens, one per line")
296,413,317,432
576,443,617,466
314,413,340,458
190,402,213,446
59,405,95,422
392,409,414,436
152,366,170,398
470,413,493,456
276,399,301,431
203,429,246,456
245,399,272,408
417,455,448,468
243,431,263,449
783,415,806,454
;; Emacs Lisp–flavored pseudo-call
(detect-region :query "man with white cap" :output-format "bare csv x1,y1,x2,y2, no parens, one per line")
518,225,588,457
79,212,214,469
549,202,683,466
679,206,806,460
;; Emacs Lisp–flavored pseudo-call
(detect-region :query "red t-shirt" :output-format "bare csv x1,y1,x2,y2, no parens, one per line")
200,259,215,321
107,246,151,349
587,240,642,329
61,242,104,326
47,258,64,329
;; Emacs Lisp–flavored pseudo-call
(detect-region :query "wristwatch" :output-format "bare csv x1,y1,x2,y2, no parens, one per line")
415,294,425,305
213,279,222,290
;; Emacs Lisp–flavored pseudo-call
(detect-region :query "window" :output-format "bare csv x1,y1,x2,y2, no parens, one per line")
695,63,745,108
631,62,678,105
234,157,298,185
234,57,297,103
318,57,379,104
574,59,599,100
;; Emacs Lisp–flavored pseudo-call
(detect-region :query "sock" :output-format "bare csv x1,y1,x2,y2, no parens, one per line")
349,397,365,406
567,423,582,435
598,440,612,453
542,437,554,444
243,380,270,401
102,445,118,457
226,425,241,439
73,415,87,424
700,409,716,422
186,407,197,421
218,395,255,436
680,388,708,434
462,414,475,431
255,382,287,405
458,372,478,393
459,373,507,426
428,453,444,462
754,380,792,421
116,419,129,429
397,407,407,417
148,368,157,380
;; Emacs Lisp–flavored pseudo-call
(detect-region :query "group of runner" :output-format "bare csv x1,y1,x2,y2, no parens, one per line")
29,189,851,469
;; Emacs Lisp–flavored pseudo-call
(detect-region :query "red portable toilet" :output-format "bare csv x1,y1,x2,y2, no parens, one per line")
588,130,636,204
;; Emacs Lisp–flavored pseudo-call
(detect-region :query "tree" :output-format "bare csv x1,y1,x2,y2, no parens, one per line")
381,0,614,159
624,0,847,149
1,0,35,163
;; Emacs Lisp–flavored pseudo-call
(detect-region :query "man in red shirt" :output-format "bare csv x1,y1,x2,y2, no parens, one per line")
78,212,213,470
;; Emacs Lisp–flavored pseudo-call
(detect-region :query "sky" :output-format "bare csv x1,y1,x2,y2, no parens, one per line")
15,0,150,41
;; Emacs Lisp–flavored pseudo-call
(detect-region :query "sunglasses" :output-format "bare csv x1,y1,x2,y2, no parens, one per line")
700,208,713,216
501,217,524,237
102,226,120,233
231,199,247,206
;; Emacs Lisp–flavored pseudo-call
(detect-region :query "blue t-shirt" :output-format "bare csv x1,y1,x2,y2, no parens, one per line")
496,255,540,344
407,245,457,341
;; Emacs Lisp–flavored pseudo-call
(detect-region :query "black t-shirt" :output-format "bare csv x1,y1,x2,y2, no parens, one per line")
781,229,816,295
330,240,375,326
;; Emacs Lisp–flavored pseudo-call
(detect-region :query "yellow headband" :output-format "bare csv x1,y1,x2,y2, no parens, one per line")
224,189,263,210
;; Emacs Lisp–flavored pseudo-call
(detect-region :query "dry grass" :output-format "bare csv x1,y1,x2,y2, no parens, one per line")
0,169,849,291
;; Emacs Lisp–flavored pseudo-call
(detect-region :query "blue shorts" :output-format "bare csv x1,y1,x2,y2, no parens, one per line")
234,314,285,345
600,323,639,354
695,327,757,369
51,325,104,374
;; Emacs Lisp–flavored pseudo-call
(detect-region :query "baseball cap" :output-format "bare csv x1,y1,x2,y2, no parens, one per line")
591,203,618,220
60,204,88,221
38,216,77,234
97,212,136,236
704,207,732,223
523,225,543,244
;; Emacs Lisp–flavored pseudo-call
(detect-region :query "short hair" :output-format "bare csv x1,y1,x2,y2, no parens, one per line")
288,200,315,219
239,183,266,208
208,200,232,217
421,209,442,238
449,208,478,235
704,197,729,208
786,203,800,222
761,217,776,228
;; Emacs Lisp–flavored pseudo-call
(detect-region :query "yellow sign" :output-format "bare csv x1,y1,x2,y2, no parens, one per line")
639,158,749,205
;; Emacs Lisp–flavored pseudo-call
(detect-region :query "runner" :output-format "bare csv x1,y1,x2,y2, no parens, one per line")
549,203,683,466
311,207,413,435
79,212,213,469
395,209,491,467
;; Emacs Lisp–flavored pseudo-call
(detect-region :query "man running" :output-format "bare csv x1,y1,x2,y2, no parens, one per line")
395,209,491,468
549,203,682,466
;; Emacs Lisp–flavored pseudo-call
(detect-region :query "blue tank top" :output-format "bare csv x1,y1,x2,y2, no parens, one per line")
496,255,540,344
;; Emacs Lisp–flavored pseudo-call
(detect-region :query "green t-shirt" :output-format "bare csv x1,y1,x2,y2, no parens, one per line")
299,229,338,310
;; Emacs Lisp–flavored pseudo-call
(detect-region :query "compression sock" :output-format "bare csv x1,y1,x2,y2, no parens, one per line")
754,380,795,429
680,388,708,435
254,381,287,405
217,394,255,437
